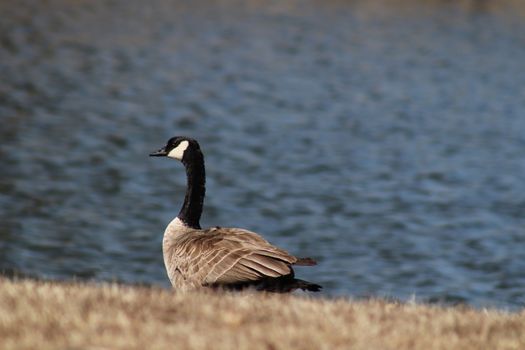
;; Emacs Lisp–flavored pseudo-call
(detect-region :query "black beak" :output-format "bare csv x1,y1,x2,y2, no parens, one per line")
149,147,168,157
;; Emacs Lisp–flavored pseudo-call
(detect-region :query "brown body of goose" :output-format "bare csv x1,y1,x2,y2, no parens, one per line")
150,136,322,292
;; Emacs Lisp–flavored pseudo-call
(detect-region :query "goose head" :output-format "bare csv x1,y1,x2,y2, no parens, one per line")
149,136,201,163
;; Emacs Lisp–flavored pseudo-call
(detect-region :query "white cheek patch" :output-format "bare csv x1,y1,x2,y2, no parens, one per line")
167,140,189,160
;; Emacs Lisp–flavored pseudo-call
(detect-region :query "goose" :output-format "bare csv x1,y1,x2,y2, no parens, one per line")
150,136,322,292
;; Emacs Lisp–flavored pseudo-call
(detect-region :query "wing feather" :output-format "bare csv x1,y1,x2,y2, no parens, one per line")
167,227,301,287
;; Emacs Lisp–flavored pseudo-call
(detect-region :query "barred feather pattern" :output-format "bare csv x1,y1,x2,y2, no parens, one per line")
162,219,317,292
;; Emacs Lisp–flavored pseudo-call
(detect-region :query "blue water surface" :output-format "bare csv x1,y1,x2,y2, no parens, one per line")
1,0,525,309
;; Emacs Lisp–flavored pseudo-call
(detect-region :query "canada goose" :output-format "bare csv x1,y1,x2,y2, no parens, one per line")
150,136,322,292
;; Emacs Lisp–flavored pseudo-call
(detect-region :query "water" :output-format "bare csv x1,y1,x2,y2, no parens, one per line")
1,0,525,310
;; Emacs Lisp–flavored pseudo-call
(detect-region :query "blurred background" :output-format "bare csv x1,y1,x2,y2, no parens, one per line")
1,0,525,309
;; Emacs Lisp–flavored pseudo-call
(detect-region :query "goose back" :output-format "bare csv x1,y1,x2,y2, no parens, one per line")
163,224,302,291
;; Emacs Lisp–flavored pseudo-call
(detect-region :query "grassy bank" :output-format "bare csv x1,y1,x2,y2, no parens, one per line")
0,278,523,349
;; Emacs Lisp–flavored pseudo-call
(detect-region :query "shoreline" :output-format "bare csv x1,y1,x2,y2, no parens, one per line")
1,277,523,349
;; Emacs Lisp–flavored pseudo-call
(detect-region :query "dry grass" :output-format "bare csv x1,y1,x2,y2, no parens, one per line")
0,278,524,350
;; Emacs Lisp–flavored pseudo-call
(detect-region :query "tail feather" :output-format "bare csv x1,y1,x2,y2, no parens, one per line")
293,278,322,292
219,275,323,293
295,257,317,266
256,276,322,293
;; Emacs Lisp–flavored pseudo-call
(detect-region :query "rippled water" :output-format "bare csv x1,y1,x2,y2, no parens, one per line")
1,0,525,309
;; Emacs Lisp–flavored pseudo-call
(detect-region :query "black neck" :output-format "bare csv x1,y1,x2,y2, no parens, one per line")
178,150,205,229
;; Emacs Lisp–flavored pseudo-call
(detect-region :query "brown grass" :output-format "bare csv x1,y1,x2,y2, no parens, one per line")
0,277,524,350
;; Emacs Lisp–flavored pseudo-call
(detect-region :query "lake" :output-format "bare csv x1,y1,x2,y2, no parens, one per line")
1,0,525,309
